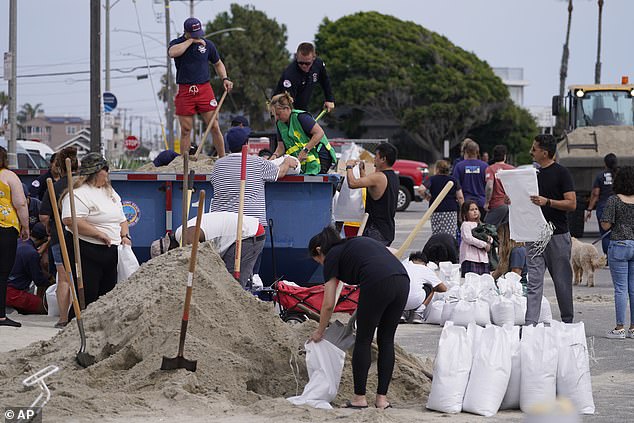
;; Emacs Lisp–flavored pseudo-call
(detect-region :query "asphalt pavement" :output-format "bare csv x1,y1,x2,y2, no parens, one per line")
393,201,633,422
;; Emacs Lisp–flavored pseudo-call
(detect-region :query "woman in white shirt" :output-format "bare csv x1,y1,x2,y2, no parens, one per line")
61,153,130,308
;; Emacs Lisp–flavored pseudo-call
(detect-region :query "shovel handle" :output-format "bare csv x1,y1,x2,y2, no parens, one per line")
395,181,454,259
66,158,86,310
195,90,227,158
181,155,190,246
233,145,247,279
46,178,82,321
356,213,369,237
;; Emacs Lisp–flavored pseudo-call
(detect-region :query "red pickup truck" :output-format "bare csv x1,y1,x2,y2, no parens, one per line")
392,159,430,211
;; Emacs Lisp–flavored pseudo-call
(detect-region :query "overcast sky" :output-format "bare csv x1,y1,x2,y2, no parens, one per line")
0,0,632,137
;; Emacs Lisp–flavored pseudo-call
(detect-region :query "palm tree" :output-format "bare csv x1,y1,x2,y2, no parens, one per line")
17,102,44,123
557,0,574,134
0,91,8,132
595,0,604,84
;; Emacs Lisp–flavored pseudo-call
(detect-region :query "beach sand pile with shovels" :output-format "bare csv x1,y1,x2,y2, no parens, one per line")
0,238,432,421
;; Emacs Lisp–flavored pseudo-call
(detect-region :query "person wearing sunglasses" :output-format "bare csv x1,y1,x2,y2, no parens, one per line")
274,42,335,113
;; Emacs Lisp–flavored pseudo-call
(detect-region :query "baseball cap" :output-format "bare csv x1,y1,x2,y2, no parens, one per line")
231,115,249,127
31,222,48,240
150,233,177,258
79,153,109,176
184,17,205,38
225,126,251,153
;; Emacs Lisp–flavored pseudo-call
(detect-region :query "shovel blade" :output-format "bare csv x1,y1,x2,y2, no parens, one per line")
161,355,197,372
76,352,96,368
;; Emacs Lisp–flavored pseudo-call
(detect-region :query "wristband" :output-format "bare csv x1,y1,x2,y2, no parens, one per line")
302,147,310,154
346,165,354,170
546,199,551,207
222,77,231,81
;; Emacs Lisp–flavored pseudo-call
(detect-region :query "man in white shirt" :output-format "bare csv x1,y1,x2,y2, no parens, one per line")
402,251,448,323
151,211,265,290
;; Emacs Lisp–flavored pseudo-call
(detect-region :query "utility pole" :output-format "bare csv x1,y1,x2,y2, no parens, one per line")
105,0,110,92
7,0,17,167
190,0,194,17
165,0,174,150
594,0,604,84
90,0,101,153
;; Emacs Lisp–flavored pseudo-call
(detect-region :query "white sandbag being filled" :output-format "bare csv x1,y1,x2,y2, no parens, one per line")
462,325,512,417
520,324,558,412
500,325,522,410
287,340,345,409
427,322,473,413
553,321,595,414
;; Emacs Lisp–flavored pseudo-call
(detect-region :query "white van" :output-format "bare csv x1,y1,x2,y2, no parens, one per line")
0,137,49,169
19,140,55,162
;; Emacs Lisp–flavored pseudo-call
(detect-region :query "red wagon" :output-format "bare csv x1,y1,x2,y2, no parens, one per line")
273,280,360,323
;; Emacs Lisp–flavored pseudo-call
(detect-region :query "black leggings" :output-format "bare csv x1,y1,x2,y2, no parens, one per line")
0,227,18,318
66,235,118,312
352,274,409,396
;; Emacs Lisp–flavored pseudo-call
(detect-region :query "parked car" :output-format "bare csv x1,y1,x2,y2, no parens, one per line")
392,159,429,211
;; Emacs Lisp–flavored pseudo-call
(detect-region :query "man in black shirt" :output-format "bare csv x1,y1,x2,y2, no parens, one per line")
346,143,399,246
274,42,335,113
526,134,576,324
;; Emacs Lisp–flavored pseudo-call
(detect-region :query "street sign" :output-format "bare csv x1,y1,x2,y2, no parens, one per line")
103,92,118,113
124,135,140,151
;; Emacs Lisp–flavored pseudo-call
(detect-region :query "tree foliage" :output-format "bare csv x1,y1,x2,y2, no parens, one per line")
316,12,535,159
17,102,44,123
204,4,289,129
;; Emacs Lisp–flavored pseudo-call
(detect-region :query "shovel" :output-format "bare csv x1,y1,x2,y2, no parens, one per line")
46,178,95,367
233,145,248,283
161,190,206,372
65,158,86,310
180,169,195,246
194,90,228,159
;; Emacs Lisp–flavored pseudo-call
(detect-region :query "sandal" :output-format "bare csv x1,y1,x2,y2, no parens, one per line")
54,321,69,329
342,400,368,409
375,402,392,410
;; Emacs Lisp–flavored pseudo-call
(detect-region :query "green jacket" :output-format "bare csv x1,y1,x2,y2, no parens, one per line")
276,110,336,175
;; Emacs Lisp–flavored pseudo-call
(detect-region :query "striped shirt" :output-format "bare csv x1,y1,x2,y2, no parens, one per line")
210,153,279,226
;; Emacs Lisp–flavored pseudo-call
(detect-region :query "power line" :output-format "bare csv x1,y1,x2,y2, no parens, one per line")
12,64,166,79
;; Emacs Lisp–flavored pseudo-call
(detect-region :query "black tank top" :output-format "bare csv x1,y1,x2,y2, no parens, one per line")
365,169,399,243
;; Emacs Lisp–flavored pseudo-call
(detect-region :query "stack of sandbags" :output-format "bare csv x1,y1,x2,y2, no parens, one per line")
427,322,594,417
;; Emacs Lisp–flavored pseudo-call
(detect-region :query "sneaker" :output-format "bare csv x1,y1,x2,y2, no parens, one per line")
411,314,424,324
627,329,634,339
607,328,626,339
399,312,409,324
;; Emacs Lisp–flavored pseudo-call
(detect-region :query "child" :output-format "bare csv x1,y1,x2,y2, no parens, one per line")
459,200,492,276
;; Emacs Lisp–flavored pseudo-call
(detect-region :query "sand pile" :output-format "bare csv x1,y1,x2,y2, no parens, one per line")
137,155,217,173
0,243,431,420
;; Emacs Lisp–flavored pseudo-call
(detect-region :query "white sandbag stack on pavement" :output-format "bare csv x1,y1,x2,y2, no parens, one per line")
520,324,558,412
500,325,522,410
427,322,473,413
552,321,595,414
462,325,512,416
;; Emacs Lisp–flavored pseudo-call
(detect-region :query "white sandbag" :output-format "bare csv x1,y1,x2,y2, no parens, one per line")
425,300,444,325
46,282,59,317
500,325,521,410
450,300,476,327
271,155,301,175
463,325,512,416
464,272,480,287
553,321,595,414
491,296,515,326
427,322,473,413
520,325,558,412
538,296,553,323
513,295,527,326
287,340,345,409
440,301,457,326
467,323,483,358
474,299,491,326
117,244,140,283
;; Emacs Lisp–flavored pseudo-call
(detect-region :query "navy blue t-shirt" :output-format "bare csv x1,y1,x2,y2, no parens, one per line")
323,237,407,286
169,36,220,84
451,159,488,207
592,170,614,207
8,239,49,291
425,174,461,212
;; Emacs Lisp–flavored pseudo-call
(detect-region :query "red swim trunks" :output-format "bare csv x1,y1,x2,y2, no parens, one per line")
175,83,217,116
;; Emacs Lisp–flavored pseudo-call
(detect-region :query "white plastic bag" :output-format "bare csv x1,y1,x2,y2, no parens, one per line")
271,155,301,175
117,244,140,283
463,325,512,417
520,324,558,412
287,340,345,409
474,299,491,326
425,301,444,325
500,325,521,410
513,295,527,326
440,301,457,326
491,296,515,326
333,144,364,222
427,322,473,413
450,300,476,327
46,282,59,317
553,321,595,414
538,296,553,323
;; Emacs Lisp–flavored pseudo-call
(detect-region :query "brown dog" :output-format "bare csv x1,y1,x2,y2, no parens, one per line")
571,237,607,287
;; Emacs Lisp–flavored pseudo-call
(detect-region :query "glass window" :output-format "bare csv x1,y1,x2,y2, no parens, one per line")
574,90,634,127
66,126,77,135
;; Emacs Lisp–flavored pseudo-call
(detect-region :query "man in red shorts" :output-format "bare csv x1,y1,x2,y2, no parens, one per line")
168,17,234,157
6,222,51,314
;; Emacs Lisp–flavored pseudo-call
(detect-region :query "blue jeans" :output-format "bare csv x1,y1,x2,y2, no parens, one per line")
607,240,634,326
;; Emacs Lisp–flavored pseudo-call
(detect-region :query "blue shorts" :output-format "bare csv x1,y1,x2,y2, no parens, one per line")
51,243,63,265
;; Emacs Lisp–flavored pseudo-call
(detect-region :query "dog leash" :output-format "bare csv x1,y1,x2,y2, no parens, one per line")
591,230,611,245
